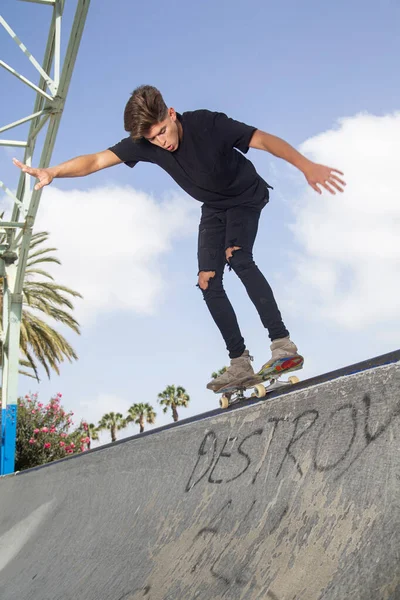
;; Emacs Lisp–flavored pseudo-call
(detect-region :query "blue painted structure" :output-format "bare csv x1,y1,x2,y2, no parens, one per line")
0,405,17,474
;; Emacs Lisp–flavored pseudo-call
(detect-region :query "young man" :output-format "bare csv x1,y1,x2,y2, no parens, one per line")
13,85,345,391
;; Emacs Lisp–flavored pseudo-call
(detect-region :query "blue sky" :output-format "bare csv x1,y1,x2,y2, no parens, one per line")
1,0,399,444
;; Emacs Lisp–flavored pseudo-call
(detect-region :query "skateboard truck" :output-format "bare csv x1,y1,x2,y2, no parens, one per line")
219,375,300,409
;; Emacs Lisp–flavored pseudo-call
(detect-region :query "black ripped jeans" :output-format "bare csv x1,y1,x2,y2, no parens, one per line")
198,193,289,358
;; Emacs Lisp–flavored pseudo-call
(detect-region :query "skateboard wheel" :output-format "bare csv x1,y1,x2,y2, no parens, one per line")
254,383,266,398
288,376,300,384
220,395,230,409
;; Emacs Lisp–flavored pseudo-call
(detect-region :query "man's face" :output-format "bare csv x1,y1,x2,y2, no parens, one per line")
144,107,181,152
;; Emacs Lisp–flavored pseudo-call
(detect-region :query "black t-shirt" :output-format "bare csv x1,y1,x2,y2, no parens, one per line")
109,110,270,209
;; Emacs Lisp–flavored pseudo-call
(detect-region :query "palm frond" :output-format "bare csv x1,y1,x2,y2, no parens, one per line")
25,268,55,280
0,230,81,380
28,232,51,248
26,247,59,260
26,256,62,268
23,301,81,333
20,310,78,378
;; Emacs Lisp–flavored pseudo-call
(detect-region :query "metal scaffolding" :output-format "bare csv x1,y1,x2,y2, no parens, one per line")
0,0,90,474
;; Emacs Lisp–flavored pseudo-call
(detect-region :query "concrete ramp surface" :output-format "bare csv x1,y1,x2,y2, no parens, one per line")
0,351,399,600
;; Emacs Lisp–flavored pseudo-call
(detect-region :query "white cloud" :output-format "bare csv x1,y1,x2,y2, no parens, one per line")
77,392,131,425
286,111,400,330
76,392,133,446
34,185,198,323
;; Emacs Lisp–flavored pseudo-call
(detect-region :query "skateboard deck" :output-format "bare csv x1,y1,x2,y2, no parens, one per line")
215,355,303,409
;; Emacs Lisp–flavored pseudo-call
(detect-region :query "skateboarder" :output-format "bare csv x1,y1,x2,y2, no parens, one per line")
13,85,345,391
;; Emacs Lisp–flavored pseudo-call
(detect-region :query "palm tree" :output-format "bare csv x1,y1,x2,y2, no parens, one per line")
77,421,99,449
211,367,227,379
0,231,82,380
157,385,190,422
97,412,127,443
126,403,156,433
71,420,100,450
85,423,100,449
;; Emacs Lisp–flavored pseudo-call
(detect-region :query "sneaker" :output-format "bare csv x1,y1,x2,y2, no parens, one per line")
207,349,255,392
258,336,303,378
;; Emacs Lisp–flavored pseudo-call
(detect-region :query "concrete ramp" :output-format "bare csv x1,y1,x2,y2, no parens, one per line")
1,351,399,600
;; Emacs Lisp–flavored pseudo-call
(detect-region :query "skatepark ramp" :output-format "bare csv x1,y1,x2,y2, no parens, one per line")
0,351,399,600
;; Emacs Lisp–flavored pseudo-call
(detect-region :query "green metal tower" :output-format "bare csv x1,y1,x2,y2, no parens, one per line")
0,0,90,475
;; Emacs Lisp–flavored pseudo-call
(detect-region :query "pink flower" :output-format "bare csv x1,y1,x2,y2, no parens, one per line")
57,393,62,398
41,427,49,433
66,449,73,454
27,398,32,403
25,394,30,399
38,403,43,408
33,428,40,434
60,433,67,438
29,438,36,445
85,437,90,444
70,442,75,448
59,441,66,447
82,422,88,431
80,446,86,452
44,442,51,449
31,409,36,414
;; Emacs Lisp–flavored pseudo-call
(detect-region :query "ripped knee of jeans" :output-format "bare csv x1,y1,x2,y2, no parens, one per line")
225,246,241,262
225,246,241,271
227,247,254,273
197,270,216,291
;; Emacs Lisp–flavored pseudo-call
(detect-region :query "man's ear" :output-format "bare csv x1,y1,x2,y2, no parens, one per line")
168,107,177,121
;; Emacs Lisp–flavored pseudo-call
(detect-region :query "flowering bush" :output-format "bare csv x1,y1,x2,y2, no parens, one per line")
15,393,91,471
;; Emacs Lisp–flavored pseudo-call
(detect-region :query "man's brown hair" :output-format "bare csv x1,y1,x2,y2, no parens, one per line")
124,85,168,140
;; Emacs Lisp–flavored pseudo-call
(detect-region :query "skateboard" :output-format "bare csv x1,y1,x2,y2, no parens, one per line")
215,355,303,409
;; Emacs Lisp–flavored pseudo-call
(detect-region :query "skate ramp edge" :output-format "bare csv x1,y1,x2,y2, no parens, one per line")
0,350,399,600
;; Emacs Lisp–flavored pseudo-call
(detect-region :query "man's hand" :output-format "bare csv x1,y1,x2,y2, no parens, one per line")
13,158,54,190
301,161,346,195
249,131,346,195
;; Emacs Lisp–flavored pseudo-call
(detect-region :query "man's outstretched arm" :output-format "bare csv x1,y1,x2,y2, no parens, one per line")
13,149,123,191
249,130,346,195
